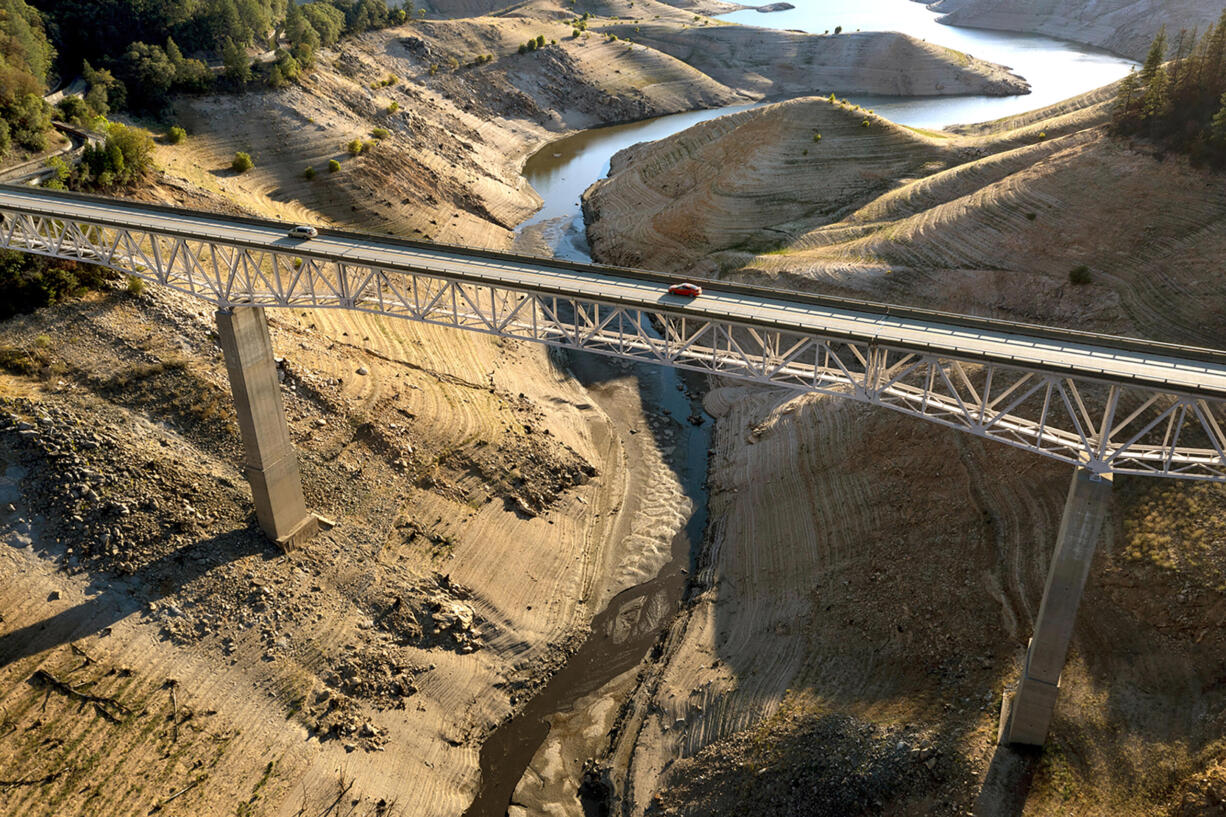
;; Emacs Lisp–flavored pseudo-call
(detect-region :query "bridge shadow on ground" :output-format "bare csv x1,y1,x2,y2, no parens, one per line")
974,743,1040,817
0,524,270,671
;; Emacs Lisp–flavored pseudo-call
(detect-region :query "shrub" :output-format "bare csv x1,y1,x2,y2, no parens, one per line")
536,34,546,47
166,126,186,144
0,251,114,320
371,127,389,139
834,25,843,34
232,151,254,173
328,159,341,173
813,133,822,142
303,165,316,180
347,139,364,155
126,275,146,295
1069,265,1092,285
429,64,439,75
387,100,399,114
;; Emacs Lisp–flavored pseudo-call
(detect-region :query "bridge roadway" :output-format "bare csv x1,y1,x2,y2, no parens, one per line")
0,185,1224,401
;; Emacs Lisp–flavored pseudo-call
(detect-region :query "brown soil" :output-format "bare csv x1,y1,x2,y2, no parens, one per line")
929,0,1224,61
580,76,1226,817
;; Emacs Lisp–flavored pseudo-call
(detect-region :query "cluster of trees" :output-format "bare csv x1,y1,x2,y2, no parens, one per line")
32,0,411,113
44,122,156,191
518,35,548,54
1112,12,1226,166
0,250,112,320
0,0,55,154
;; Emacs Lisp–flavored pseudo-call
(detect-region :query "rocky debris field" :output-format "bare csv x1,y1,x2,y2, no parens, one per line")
650,698,968,816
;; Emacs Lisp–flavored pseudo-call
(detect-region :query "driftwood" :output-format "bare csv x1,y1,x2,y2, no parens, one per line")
165,679,179,743
319,771,356,817
149,775,207,813
68,643,97,673
30,669,130,720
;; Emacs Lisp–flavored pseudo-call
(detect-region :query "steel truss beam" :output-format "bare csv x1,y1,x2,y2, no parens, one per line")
3,209,1225,481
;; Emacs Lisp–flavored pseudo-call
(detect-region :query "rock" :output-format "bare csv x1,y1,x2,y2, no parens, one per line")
431,600,475,632
356,366,369,376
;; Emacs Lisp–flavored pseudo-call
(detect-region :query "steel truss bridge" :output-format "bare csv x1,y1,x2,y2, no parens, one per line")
1,185,1225,482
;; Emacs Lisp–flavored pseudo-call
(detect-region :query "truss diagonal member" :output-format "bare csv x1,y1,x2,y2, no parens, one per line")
950,359,983,412
719,326,764,377
1104,399,1181,466
764,335,819,381
981,375,1048,434
1095,386,1122,460
669,320,714,362
820,341,869,393
1194,401,1226,465
1163,403,1191,474
1055,380,1094,458
934,361,977,429
246,250,287,304
874,356,927,401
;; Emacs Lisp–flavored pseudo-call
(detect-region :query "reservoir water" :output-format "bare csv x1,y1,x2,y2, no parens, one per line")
719,0,1137,128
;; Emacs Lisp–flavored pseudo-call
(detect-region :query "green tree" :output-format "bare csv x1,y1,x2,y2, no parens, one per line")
301,3,345,46
166,125,186,144
222,38,252,86
1112,67,1140,129
1140,26,1167,86
82,60,124,115
117,41,174,110
1211,92,1226,144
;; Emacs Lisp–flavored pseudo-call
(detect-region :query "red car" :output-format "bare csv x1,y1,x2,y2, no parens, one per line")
667,282,703,298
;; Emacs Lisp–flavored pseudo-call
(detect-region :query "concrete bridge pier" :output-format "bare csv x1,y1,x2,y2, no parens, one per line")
999,466,1112,746
215,306,320,549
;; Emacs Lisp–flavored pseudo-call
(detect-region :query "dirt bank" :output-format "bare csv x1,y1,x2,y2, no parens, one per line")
600,23,1029,98
581,77,1226,815
584,95,961,271
928,0,1225,61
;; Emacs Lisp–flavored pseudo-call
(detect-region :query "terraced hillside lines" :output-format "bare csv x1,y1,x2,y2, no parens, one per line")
600,24,1030,98
929,0,1224,61
585,96,953,270
613,373,1226,815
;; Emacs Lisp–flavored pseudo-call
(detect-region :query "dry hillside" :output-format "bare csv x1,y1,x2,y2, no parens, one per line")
930,0,1226,61
580,78,1226,816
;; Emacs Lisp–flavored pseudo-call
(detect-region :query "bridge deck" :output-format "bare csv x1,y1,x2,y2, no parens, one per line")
2,185,1224,400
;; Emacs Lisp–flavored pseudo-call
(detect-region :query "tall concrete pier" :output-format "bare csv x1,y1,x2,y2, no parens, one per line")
216,307,319,548
1000,467,1112,746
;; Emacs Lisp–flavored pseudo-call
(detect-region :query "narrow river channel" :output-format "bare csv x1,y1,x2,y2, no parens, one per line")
467,4,1138,814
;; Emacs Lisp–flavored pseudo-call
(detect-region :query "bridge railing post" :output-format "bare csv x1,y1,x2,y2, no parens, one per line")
215,306,320,549
999,466,1112,746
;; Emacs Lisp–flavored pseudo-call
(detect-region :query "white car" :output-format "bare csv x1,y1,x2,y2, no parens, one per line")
288,225,319,239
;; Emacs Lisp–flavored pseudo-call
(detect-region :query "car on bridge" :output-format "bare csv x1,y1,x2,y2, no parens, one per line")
667,282,702,298
288,225,319,239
